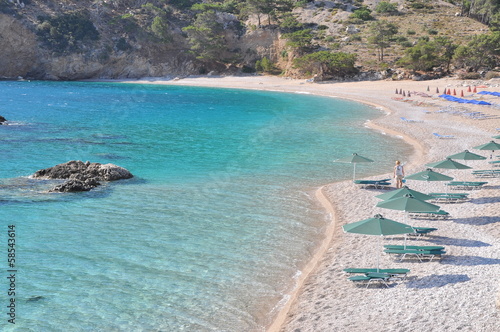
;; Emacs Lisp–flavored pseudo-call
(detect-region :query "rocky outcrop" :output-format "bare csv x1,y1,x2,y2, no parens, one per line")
0,115,6,124
51,178,101,192
0,14,39,79
33,160,133,192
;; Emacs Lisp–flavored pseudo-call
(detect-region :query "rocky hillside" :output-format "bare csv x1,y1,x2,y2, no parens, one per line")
0,0,491,80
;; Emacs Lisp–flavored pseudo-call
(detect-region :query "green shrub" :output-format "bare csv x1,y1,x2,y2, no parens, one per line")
255,57,274,72
293,51,358,78
407,29,416,35
350,7,373,21
36,11,99,54
329,42,341,50
399,41,413,47
375,2,398,14
351,34,362,41
279,13,304,32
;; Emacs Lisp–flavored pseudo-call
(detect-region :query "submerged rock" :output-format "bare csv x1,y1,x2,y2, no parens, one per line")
50,178,101,193
33,160,133,192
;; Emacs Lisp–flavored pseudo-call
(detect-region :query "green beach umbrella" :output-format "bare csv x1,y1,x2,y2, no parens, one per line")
447,150,486,161
343,214,415,271
405,168,454,182
376,186,433,201
376,194,440,213
426,158,472,170
334,153,374,181
473,140,500,159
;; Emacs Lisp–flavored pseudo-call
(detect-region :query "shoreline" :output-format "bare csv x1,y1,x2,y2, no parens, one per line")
115,75,499,331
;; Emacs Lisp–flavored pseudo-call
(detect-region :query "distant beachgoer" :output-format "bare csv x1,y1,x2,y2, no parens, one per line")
394,160,405,188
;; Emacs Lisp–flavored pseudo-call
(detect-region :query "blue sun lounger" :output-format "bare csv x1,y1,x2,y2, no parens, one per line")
433,133,455,139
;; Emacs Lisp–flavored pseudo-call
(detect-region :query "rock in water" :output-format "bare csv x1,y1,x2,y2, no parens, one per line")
32,160,133,192
0,115,6,124
50,178,101,193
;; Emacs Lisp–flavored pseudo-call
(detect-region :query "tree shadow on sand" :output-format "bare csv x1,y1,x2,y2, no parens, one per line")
406,274,470,289
452,216,500,226
441,255,500,266
427,236,491,247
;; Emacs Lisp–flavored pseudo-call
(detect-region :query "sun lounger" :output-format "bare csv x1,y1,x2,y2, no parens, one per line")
353,179,391,189
384,248,445,262
433,133,455,139
401,117,423,123
446,181,487,190
343,268,410,276
428,192,469,203
411,227,438,237
348,272,393,288
384,245,445,251
488,160,500,167
472,170,500,178
409,209,450,220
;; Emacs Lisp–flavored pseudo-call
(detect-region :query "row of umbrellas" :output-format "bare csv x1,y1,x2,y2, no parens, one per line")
338,139,500,272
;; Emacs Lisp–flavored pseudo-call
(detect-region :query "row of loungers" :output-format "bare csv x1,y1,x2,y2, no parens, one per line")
383,245,446,262
472,169,500,178
428,192,469,203
409,209,450,220
446,181,488,190
346,244,447,287
354,179,489,191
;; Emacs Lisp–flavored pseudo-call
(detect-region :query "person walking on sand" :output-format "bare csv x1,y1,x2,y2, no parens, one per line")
394,160,405,188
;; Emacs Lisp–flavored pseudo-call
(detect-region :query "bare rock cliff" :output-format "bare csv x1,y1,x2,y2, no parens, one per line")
0,14,39,78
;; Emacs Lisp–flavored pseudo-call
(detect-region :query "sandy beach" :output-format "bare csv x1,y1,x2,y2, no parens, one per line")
124,75,499,331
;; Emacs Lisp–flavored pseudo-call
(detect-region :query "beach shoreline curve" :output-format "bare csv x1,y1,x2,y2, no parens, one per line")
110,75,500,332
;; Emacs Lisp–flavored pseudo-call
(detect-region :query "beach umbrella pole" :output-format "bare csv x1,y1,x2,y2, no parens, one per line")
377,236,381,272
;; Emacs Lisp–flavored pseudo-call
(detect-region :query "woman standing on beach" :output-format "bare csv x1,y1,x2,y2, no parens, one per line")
394,160,405,188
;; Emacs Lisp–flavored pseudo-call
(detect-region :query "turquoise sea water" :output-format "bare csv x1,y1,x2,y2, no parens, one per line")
0,81,412,331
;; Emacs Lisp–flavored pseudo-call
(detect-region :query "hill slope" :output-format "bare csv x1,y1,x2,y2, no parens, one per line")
0,0,490,80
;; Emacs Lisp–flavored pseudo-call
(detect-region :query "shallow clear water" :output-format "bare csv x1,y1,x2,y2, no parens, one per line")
0,81,412,331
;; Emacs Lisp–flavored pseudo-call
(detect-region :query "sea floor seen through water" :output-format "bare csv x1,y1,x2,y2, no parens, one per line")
0,81,412,331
